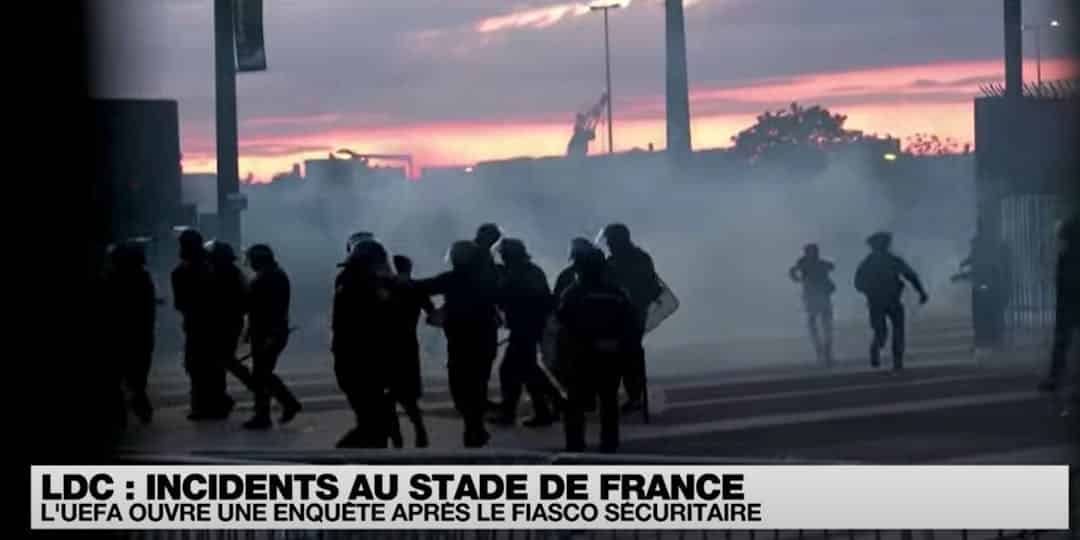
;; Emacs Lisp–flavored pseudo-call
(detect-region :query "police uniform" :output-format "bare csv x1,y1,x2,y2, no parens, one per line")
558,258,641,453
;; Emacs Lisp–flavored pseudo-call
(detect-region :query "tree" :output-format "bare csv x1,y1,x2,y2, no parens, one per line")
903,133,971,156
731,103,865,165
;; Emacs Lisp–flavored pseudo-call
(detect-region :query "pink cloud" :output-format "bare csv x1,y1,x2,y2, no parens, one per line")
182,57,1078,182
475,3,593,33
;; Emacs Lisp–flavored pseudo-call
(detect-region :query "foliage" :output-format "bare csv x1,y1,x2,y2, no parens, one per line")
730,102,865,163
903,133,971,156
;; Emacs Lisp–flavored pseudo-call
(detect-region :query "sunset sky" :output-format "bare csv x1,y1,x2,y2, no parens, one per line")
89,0,1076,181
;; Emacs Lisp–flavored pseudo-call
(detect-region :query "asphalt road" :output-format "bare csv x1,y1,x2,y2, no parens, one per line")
130,321,1076,465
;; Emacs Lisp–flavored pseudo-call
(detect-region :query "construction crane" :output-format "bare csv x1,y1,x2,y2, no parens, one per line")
566,91,608,158
335,149,414,178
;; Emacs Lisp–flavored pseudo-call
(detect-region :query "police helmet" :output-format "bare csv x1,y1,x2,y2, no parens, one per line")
177,228,204,257
568,237,595,261
347,237,390,271
346,231,376,254
572,245,607,279
497,237,528,262
108,239,149,269
204,240,237,263
245,244,275,268
599,223,631,246
866,231,892,251
447,240,479,269
474,223,502,248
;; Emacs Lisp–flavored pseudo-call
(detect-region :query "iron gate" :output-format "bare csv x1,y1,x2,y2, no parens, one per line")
999,194,1063,347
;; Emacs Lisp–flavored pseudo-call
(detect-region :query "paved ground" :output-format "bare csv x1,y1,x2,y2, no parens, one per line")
119,318,1077,465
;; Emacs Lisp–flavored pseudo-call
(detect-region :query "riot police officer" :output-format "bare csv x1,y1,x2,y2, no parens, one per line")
558,246,641,453
172,229,228,419
554,237,596,301
242,244,302,429
414,240,500,448
490,238,558,428
548,237,600,410
473,223,505,411
332,238,398,448
474,223,503,278
103,239,156,424
387,254,432,448
597,223,661,413
205,240,258,415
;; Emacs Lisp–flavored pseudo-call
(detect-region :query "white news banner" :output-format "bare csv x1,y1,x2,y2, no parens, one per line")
31,465,1070,530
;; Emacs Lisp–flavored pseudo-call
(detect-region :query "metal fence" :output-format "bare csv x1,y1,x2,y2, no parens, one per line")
999,194,1063,347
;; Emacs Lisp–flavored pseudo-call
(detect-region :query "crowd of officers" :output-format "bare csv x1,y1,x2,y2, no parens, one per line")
330,223,660,452
98,214,1078,451
100,221,664,453
100,229,304,431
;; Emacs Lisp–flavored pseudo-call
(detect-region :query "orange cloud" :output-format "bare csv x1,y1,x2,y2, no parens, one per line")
182,57,1078,182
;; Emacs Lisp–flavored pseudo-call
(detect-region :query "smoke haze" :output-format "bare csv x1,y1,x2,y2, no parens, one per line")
169,149,976,376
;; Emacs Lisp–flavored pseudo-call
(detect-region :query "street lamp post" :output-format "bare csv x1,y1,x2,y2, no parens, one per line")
214,0,241,246
1022,19,1060,88
591,3,620,154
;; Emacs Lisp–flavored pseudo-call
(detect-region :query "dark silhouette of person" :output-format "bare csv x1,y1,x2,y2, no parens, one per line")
490,238,558,428
473,223,505,411
598,223,661,413
241,244,302,430
550,237,602,411
558,246,642,453
1039,215,1079,393
332,239,397,448
172,229,229,420
103,240,156,424
204,240,260,416
554,237,596,301
474,223,504,284
386,255,432,448
413,240,500,448
789,243,837,366
345,231,375,257
854,232,929,371
952,226,1010,351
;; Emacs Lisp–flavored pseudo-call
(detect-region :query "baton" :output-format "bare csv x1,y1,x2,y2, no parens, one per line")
237,325,300,362
495,335,567,401
535,355,568,402
641,362,651,424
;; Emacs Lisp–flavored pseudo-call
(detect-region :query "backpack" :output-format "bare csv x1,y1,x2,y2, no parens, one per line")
566,286,636,353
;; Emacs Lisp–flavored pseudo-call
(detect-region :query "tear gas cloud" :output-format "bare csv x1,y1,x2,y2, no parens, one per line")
220,150,974,375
